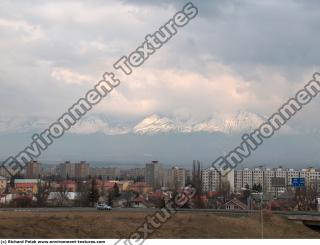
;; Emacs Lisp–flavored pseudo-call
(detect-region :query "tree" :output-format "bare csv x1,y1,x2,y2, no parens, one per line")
113,183,120,197
9,176,15,188
124,191,135,208
241,184,251,204
257,183,262,192
305,181,318,210
107,191,114,206
155,197,166,208
252,184,257,191
252,183,262,193
88,178,99,207
295,187,307,211
193,195,206,209
56,184,69,206
75,181,90,207
220,180,231,203
35,181,50,207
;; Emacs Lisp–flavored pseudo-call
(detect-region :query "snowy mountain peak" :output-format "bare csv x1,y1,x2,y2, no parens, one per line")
222,111,265,134
133,114,178,135
0,111,268,136
132,111,265,135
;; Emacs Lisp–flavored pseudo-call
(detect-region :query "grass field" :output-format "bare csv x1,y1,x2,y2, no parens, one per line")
0,211,319,239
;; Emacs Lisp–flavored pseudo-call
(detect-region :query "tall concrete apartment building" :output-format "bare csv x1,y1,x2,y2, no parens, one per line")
125,168,146,180
201,167,221,192
56,161,75,178
25,161,42,179
56,161,90,179
167,167,187,189
75,161,90,179
199,165,320,196
234,167,320,195
145,161,164,190
201,167,234,193
90,167,121,179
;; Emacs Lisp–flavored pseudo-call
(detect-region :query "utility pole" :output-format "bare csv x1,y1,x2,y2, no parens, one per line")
260,192,264,239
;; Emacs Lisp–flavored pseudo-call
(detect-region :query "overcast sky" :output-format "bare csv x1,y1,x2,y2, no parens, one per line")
1,0,320,131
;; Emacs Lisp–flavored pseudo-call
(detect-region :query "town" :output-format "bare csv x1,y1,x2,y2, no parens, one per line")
0,160,319,212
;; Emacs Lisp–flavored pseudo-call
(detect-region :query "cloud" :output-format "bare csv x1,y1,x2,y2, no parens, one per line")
0,17,45,42
0,0,319,132
51,68,93,85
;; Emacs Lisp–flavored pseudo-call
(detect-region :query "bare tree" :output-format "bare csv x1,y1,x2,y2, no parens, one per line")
75,181,90,207
306,181,318,210
35,181,50,207
220,180,231,203
56,184,69,206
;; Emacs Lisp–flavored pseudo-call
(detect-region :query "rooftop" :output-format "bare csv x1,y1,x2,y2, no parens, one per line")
14,179,39,184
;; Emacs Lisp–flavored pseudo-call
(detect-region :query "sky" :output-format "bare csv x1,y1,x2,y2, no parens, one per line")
1,0,320,133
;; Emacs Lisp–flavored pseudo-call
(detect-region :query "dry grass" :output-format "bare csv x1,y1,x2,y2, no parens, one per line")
0,211,319,239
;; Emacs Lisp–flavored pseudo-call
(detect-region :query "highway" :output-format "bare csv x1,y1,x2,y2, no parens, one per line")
0,207,320,217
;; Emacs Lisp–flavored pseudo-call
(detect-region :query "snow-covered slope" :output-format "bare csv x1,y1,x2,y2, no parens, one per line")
0,111,267,135
132,111,265,135
69,116,130,135
222,111,265,134
133,114,189,135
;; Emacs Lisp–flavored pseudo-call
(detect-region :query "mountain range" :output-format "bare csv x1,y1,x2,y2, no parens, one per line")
1,111,319,168
0,111,267,135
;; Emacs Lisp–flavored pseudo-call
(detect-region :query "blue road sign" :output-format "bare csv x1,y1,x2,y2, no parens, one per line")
292,178,305,187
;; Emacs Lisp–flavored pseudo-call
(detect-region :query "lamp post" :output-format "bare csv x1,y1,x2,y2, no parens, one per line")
260,192,264,239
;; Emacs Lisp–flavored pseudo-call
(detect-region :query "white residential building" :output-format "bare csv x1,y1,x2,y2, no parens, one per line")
235,167,320,196
201,167,221,192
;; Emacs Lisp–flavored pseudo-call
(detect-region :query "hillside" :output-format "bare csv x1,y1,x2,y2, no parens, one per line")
0,211,319,238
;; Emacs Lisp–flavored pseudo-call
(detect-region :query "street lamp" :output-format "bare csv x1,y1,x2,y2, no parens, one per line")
259,192,264,239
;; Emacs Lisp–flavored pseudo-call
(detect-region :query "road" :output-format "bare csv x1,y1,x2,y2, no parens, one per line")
0,207,320,216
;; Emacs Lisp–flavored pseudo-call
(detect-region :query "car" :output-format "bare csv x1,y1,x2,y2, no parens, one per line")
96,203,112,211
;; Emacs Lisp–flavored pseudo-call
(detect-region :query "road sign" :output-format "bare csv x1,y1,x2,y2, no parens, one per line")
292,178,305,187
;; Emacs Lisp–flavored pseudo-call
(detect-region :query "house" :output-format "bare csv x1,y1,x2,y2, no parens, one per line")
0,193,14,205
129,182,152,194
0,176,7,193
225,198,247,210
14,179,40,194
131,195,154,208
103,181,117,191
47,192,78,206
59,180,77,192
132,196,147,208
117,181,133,192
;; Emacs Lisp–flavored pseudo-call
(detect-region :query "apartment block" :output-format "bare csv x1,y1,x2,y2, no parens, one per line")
90,167,121,179
75,161,90,179
56,161,90,179
145,161,164,190
26,161,42,179
167,167,186,189
126,168,146,180
201,167,221,192
56,161,75,178
234,167,320,196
